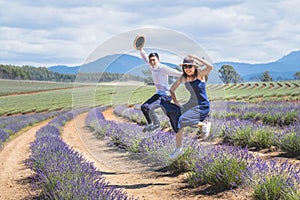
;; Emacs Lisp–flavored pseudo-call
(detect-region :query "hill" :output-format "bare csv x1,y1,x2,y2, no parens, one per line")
48,50,300,81
47,65,79,74
48,54,180,76
214,50,300,81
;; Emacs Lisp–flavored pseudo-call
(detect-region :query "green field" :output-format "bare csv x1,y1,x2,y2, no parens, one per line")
0,79,299,116
0,79,74,96
219,81,300,102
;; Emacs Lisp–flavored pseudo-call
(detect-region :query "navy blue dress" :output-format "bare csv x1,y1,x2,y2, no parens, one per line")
161,79,210,132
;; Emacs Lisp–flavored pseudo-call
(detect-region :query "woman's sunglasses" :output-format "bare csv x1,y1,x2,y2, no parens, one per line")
182,65,193,69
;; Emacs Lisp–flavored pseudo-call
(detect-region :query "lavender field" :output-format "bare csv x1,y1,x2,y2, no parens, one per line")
107,100,300,198
0,79,300,199
27,107,137,199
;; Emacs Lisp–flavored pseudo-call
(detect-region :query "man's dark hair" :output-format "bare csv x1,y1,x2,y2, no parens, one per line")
149,52,159,60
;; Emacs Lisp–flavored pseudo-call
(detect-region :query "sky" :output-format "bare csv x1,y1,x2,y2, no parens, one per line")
1,0,300,67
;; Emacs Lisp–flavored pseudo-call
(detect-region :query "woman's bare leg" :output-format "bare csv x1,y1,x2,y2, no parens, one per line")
175,128,184,148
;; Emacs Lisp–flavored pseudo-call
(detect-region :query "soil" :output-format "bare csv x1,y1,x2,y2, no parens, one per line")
0,121,50,200
0,108,267,200
61,108,251,200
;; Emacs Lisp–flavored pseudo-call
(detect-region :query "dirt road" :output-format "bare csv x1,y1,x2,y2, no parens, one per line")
61,109,246,200
0,109,247,200
0,121,49,200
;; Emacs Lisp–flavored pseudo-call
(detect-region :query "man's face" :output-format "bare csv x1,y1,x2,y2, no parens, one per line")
149,56,159,67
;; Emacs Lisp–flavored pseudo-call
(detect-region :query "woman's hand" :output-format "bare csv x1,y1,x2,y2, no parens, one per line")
187,54,213,76
188,55,204,66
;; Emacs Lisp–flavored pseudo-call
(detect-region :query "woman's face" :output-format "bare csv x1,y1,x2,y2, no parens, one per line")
183,65,196,76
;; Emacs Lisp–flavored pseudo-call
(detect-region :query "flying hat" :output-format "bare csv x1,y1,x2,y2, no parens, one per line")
133,35,146,50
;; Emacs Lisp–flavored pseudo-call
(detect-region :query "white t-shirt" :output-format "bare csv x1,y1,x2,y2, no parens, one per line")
140,49,182,95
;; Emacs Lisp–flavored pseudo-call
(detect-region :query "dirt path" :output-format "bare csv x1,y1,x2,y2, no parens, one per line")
0,121,49,200
61,108,247,200
61,112,189,200
0,108,249,200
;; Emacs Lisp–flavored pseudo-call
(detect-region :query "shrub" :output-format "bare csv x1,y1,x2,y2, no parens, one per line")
187,145,254,189
223,119,276,149
253,175,300,200
249,128,275,149
168,147,195,173
275,124,300,152
251,159,300,200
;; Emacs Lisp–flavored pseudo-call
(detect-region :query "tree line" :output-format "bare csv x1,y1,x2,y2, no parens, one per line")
3,64,299,84
0,64,144,83
218,65,300,84
0,64,75,82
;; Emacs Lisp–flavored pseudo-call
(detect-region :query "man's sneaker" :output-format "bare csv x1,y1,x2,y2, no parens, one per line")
169,147,183,159
148,124,160,132
202,122,211,139
142,124,152,132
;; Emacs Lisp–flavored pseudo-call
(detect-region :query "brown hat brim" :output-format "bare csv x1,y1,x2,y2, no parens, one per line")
179,63,194,66
133,35,146,50
179,63,201,67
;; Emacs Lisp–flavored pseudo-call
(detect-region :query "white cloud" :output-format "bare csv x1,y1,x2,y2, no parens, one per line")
0,0,299,66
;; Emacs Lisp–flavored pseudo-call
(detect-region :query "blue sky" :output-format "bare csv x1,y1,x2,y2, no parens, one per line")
1,0,299,67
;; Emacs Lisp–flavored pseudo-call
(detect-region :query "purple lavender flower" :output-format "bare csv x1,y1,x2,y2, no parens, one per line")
28,107,136,200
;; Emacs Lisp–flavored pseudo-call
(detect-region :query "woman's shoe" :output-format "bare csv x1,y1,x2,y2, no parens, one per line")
169,147,183,159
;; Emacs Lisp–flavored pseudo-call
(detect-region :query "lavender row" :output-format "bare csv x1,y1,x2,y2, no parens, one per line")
86,106,162,153
86,107,193,167
211,101,299,126
222,119,300,152
189,144,300,199
113,104,146,125
113,104,170,128
0,110,66,147
115,101,299,128
114,102,300,153
27,107,136,200
86,107,300,198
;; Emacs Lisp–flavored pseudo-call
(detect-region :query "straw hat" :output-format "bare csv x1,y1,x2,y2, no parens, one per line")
133,35,146,50
179,57,202,67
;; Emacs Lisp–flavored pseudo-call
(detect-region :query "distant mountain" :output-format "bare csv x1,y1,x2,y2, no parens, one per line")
214,50,300,81
48,54,179,76
48,65,80,74
242,71,297,81
48,50,300,81
78,54,146,75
